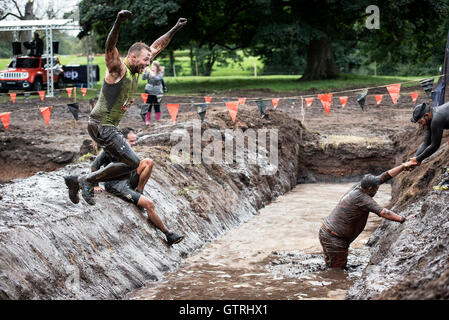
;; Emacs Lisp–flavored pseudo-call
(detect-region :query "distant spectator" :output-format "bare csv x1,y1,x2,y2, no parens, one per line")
142,60,166,126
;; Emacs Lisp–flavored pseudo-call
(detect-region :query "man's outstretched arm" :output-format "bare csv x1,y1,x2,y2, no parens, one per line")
148,18,188,61
105,10,132,80
379,208,408,223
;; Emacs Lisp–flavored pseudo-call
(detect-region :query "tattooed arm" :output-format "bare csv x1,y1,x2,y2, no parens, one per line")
148,18,188,61
104,10,132,84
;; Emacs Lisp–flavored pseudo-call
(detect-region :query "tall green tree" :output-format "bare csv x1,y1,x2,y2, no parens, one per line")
77,0,265,76
249,0,373,80
357,0,449,76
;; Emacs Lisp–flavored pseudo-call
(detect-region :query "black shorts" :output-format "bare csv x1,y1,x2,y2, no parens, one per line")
87,120,140,168
104,171,140,205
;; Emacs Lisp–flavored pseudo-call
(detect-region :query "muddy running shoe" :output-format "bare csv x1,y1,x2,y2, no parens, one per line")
433,184,449,191
78,177,95,205
64,175,80,204
433,179,449,191
166,232,184,246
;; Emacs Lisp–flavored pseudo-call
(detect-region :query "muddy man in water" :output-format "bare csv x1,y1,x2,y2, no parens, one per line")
319,162,414,268
64,10,187,205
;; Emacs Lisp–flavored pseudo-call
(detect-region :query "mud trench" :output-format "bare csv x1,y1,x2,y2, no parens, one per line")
127,183,390,300
1,94,419,300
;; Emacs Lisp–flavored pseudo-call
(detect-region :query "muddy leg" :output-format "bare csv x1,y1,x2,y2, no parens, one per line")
136,158,153,192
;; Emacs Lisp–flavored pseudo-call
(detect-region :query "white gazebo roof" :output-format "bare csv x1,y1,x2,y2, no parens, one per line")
0,19,81,31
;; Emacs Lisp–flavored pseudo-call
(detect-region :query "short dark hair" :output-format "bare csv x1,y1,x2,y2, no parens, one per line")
360,174,381,190
121,127,135,138
127,42,150,57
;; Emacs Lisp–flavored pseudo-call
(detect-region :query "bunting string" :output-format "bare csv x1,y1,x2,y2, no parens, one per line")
0,74,443,127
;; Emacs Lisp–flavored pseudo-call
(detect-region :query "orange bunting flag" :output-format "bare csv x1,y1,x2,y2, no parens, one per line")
205,96,212,103
9,92,16,103
375,95,383,106
318,93,333,115
410,92,419,103
238,98,246,105
166,103,179,124
81,88,88,96
0,112,11,130
305,97,314,107
66,87,73,98
141,93,149,103
339,96,348,108
272,98,280,109
38,90,45,101
386,83,401,104
225,101,239,123
40,106,52,126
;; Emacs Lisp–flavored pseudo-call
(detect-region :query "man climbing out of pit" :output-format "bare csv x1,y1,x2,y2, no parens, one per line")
63,9,187,205
91,127,184,246
319,162,415,268
407,102,449,188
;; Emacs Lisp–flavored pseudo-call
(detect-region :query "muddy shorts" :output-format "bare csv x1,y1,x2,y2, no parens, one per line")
319,225,350,268
104,171,140,205
87,120,140,168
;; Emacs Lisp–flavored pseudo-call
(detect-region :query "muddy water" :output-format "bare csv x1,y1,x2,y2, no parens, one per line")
127,182,391,300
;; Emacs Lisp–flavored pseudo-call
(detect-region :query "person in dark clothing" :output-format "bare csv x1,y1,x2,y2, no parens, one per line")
63,10,187,206
31,32,43,57
319,162,414,268
91,128,184,246
408,102,449,167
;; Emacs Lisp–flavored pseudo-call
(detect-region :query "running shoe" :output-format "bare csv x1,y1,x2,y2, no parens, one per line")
79,177,96,205
64,175,80,204
433,184,449,191
166,232,184,246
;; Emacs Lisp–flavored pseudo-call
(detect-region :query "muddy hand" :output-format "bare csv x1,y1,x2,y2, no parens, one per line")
175,18,187,29
403,159,419,171
94,186,104,193
117,10,132,23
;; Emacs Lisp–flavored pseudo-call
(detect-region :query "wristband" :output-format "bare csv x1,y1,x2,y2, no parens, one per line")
400,216,406,223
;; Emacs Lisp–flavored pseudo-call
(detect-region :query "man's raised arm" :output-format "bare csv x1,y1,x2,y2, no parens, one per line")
105,10,132,78
148,18,188,61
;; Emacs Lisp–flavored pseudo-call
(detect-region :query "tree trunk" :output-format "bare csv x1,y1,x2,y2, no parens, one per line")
21,1,36,43
300,38,339,81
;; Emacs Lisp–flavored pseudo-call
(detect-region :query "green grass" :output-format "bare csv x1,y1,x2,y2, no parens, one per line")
161,74,434,95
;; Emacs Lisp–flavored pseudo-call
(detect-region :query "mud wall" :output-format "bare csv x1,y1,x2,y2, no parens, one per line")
0,109,302,299
347,128,449,300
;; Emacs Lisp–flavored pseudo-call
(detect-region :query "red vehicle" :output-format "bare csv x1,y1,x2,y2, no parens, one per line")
0,55,64,93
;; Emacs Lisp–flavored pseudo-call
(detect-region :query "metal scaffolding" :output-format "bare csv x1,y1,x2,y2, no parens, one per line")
0,19,83,97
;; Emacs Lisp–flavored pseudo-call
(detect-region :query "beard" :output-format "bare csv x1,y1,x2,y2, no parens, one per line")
129,63,144,74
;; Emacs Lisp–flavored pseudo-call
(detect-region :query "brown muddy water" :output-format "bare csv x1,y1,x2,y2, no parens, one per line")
127,182,391,300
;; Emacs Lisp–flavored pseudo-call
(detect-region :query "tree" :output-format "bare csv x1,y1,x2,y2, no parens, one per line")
249,0,374,80
78,0,265,76
357,0,449,76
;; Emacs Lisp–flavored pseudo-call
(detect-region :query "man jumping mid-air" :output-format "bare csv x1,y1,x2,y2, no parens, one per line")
64,10,187,206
